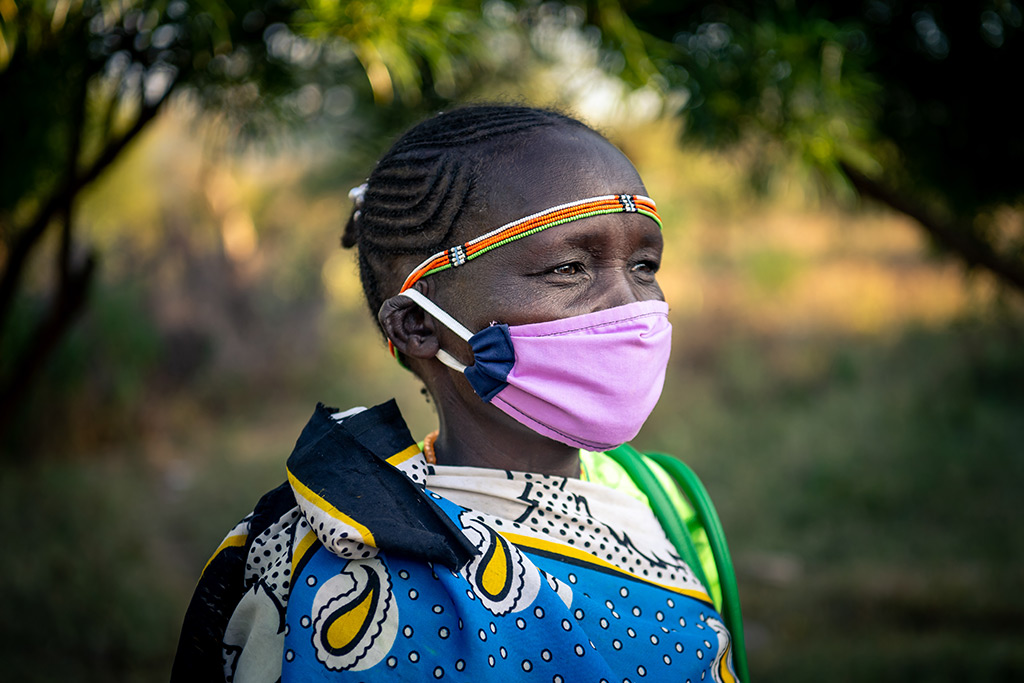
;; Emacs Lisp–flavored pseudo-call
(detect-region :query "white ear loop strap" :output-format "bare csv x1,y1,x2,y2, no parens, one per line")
397,288,473,373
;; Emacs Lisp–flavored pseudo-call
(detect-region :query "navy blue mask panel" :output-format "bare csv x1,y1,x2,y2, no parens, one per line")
463,324,515,402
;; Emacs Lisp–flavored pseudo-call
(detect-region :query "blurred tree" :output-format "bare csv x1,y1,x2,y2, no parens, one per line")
2,0,1022,444
0,0,291,438
613,0,1024,291
0,0,513,442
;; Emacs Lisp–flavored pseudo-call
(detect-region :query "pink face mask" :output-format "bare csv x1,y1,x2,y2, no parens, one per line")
398,289,672,451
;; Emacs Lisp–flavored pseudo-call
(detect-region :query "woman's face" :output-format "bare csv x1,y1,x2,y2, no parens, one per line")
431,127,665,346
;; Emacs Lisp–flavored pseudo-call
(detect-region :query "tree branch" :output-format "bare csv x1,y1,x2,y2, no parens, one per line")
0,247,97,446
0,84,173,337
58,52,90,289
840,162,1024,295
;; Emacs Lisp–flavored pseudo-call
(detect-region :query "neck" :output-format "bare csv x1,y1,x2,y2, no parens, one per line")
430,390,581,479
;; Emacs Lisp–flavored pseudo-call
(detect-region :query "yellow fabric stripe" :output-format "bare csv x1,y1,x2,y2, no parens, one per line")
499,531,713,605
201,533,247,577
287,468,377,547
718,641,737,683
292,528,319,573
386,443,421,466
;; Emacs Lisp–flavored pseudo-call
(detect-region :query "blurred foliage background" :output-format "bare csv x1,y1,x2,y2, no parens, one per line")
2,0,1023,681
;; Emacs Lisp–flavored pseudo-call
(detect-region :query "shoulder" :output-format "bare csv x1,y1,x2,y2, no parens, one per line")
173,400,479,682
171,481,297,682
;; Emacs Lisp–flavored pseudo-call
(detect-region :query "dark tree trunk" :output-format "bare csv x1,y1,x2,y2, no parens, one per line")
0,78,172,447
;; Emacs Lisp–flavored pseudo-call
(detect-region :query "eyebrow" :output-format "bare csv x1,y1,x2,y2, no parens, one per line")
510,231,660,274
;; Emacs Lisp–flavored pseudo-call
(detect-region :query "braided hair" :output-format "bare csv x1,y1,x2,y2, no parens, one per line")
341,104,593,331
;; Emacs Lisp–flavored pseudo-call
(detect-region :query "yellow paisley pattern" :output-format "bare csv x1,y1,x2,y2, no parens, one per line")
311,562,398,672
478,532,513,600
323,577,379,655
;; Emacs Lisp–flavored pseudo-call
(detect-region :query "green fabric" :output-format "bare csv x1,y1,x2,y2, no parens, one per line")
646,458,723,610
579,449,651,505
645,452,749,683
580,450,723,611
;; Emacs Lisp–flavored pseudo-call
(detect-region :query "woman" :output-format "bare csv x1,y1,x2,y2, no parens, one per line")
173,105,740,682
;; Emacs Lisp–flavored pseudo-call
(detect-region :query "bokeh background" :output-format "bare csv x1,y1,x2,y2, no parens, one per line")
2,1,1023,681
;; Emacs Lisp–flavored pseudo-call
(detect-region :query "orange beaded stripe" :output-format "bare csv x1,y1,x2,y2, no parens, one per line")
398,194,661,294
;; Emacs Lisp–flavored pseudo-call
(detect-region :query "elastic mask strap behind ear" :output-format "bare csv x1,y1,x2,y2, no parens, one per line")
397,289,473,373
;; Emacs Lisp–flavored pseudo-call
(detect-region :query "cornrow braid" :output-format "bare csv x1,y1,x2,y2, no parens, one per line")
342,104,591,333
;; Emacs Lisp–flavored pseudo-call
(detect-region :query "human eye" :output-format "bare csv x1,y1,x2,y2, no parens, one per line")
631,259,660,275
551,262,584,276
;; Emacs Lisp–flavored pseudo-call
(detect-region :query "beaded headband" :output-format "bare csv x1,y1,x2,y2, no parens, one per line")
388,193,662,358
399,194,661,294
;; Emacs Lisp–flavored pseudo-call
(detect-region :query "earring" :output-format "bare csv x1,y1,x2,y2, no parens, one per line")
422,429,439,464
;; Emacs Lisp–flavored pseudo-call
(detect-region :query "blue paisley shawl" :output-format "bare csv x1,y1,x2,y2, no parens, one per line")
172,401,738,683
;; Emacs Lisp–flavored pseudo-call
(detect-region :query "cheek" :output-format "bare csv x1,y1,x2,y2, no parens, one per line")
439,272,556,328
641,274,665,301
433,277,504,332
490,282,588,326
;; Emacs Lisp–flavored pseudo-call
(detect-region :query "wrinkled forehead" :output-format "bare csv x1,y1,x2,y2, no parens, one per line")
461,127,648,237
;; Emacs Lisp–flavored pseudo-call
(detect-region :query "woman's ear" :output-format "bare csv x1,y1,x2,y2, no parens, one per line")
378,294,440,360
